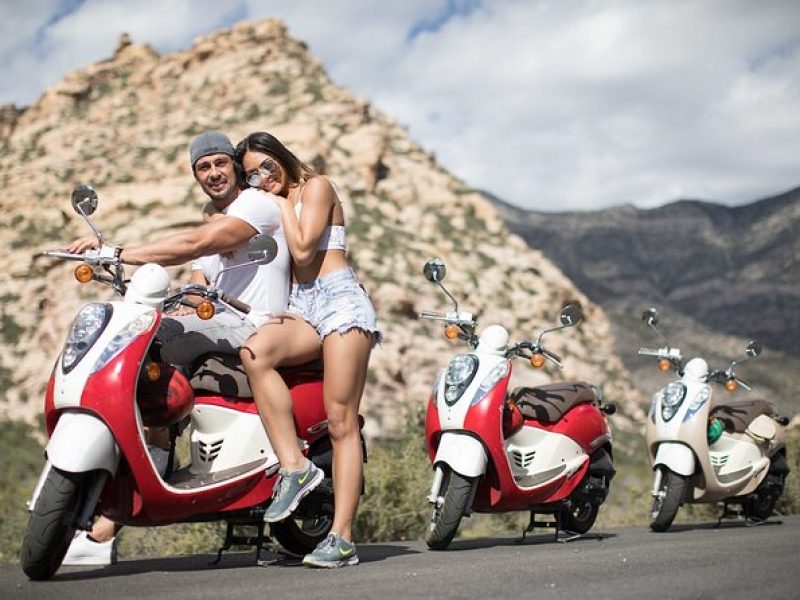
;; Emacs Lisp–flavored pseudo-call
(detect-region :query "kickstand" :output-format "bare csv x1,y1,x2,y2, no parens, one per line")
211,521,271,566
715,502,783,528
518,510,603,544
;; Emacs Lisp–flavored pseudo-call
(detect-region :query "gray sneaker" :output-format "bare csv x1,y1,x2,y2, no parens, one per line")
302,533,359,568
263,460,323,523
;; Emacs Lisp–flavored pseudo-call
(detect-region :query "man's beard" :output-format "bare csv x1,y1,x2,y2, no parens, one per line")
204,180,236,203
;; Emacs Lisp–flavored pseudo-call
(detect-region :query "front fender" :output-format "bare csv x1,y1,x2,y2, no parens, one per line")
433,432,487,478
46,411,120,475
654,442,695,476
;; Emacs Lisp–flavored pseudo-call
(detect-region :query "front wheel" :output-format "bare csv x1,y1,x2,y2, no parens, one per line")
20,468,87,580
426,468,476,551
650,468,688,532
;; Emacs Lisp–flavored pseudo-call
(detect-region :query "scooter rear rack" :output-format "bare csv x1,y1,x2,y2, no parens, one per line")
518,510,604,544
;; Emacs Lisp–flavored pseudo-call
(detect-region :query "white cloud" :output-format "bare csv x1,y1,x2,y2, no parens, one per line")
1,0,799,211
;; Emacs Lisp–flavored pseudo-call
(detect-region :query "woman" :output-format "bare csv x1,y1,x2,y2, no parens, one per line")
235,131,380,568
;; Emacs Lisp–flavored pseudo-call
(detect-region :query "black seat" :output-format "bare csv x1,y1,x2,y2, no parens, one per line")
510,381,597,424
711,399,774,434
188,353,323,398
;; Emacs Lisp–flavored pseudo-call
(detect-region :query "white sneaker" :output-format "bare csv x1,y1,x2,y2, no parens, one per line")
62,531,117,566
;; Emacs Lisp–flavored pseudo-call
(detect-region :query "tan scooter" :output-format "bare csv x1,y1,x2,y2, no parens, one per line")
638,308,789,531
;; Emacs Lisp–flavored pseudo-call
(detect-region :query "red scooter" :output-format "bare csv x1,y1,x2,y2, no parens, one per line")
418,258,616,549
21,185,358,580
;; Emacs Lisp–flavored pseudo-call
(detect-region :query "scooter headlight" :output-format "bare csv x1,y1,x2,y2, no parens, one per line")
62,303,112,373
469,360,510,406
683,385,711,422
92,311,157,373
660,381,686,422
444,354,478,406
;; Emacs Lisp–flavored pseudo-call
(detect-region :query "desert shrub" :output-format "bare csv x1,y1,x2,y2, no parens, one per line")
0,420,44,563
353,405,431,542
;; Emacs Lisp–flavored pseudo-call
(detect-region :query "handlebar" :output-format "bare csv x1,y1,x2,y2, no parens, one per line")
417,310,476,326
221,293,250,314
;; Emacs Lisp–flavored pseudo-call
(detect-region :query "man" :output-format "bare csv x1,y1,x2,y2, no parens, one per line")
62,131,290,565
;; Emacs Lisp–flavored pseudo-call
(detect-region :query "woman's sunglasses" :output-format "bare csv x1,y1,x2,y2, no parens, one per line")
246,159,278,188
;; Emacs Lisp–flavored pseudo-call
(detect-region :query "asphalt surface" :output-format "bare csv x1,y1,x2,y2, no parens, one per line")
3,515,799,600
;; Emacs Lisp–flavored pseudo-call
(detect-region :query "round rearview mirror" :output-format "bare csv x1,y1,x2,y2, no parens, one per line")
560,304,582,327
71,184,98,216
642,307,659,327
247,234,278,264
745,340,761,359
423,258,446,283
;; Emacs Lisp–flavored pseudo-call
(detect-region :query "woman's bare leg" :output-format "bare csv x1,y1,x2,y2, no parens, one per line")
321,329,373,541
240,316,320,471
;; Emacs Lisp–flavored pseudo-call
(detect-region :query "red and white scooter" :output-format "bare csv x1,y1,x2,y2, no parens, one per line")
22,185,358,580
418,259,616,549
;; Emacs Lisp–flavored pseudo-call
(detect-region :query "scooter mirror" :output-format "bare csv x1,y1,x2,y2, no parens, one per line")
71,184,99,217
642,307,659,327
423,258,446,283
745,340,762,359
560,304,582,327
246,234,278,264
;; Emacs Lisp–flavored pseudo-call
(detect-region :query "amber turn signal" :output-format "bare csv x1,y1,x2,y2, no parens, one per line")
196,300,216,321
74,263,94,283
444,324,459,340
531,353,545,368
658,358,671,372
146,362,161,382
725,379,737,392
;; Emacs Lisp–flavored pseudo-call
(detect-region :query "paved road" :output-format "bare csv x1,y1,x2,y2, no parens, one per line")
3,515,800,599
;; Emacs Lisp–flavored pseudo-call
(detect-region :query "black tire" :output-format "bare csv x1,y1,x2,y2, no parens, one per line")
745,454,787,521
269,515,332,556
20,468,86,580
426,469,476,551
650,468,688,532
560,500,599,534
745,491,779,521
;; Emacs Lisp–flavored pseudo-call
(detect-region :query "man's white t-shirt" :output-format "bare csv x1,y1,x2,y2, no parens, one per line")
193,188,290,327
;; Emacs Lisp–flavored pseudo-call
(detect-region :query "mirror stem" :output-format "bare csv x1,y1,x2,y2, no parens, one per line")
437,282,459,315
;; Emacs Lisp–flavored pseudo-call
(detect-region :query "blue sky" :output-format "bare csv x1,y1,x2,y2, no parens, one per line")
2,0,799,211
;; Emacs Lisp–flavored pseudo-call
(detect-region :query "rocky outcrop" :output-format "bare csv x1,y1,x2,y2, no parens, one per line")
0,19,643,435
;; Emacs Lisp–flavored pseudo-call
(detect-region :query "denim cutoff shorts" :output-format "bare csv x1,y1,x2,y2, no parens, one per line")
288,268,383,344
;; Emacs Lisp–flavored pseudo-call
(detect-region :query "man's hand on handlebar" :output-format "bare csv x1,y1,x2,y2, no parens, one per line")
67,236,101,254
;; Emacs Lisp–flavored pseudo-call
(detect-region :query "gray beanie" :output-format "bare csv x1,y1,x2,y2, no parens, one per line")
189,131,235,167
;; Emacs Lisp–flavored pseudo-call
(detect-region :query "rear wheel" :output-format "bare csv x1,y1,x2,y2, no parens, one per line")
21,468,87,580
269,515,333,556
650,467,688,532
560,500,599,534
426,468,476,551
745,454,787,521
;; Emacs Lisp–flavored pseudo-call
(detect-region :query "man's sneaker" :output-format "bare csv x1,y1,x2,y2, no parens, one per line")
62,531,117,566
263,460,323,523
302,533,359,568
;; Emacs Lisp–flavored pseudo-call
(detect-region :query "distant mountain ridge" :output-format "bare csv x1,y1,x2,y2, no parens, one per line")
488,186,800,357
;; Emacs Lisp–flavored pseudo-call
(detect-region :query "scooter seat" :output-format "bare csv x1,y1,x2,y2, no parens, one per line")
711,399,774,434
510,381,597,424
188,353,324,397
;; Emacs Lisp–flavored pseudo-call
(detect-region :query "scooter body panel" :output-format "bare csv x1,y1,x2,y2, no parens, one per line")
46,411,120,475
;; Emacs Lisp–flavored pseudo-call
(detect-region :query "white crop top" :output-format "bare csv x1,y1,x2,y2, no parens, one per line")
293,191,348,252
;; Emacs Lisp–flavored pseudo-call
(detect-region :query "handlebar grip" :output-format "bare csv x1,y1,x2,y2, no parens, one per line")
221,293,250,314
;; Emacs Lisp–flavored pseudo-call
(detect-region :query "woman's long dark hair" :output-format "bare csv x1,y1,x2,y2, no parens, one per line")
234,131,317,188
